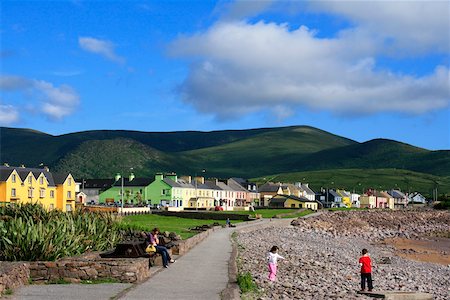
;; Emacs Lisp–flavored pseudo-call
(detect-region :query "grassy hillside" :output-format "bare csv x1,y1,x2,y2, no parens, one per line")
1,126,449,181
279,139,450,176
53,139,178,178
251,169,450,195
179,126,355,176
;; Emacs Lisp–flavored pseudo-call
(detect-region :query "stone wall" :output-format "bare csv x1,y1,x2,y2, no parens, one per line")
173,226,220,255
28,252,150,284
0,262,29,295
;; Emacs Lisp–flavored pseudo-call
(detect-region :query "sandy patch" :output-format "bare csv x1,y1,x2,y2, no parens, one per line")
384,237,450,265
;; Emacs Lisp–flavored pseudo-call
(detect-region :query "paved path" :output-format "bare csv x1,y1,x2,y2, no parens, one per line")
119,221,266,300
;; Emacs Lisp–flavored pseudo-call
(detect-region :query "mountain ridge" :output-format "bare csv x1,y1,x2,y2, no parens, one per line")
0,126,448,183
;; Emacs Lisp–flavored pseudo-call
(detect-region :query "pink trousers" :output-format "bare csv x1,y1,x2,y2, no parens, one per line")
268,263,277,281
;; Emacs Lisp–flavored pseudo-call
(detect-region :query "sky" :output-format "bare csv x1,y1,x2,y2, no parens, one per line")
1,0,449,150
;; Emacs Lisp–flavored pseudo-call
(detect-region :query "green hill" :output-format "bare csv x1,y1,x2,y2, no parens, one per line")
1,125,449,194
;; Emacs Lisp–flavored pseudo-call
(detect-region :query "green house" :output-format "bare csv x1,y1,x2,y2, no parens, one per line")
98,178,154,205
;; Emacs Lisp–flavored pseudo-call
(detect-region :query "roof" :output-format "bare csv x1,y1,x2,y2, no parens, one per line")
300,184,316,195
336,190,351,197
226,180,248,192
329,190,341,198
388,189,407,199
81,179,115,189
176,178,195,188
53,173,70,185
163,178,181,188
113,177,154,187
271,194,317,204
258,183,280,192
0,166,57,187
216,181,233,191
204,181,222,190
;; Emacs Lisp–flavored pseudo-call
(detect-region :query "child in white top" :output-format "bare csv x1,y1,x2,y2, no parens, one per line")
267,246,284,281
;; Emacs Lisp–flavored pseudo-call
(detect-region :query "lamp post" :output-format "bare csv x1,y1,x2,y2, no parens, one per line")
115,168,135,213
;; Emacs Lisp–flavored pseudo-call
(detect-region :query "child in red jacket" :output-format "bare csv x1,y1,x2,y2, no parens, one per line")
359,248,373,291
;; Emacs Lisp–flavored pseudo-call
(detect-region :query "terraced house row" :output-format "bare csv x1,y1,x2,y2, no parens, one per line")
0,165,76,212
82,173,260,211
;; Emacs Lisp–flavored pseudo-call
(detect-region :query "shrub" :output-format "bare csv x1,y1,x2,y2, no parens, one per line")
0,203,122,261
434,200,450,210
237,272,257,293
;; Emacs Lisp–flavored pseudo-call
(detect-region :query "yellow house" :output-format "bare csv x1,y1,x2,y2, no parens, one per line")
359,194,376,208
336,190,352,208
188,196,215,209
268,194,320,211
0,165,75,212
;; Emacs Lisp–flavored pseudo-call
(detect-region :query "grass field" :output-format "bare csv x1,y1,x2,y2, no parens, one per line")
120,214,233,239
120,209,315,239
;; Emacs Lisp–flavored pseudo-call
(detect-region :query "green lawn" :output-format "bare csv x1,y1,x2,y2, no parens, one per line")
120,214,234,239
120,209,315,239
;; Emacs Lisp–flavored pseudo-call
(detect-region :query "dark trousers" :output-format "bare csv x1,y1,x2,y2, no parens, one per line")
155,245,171,267
361,273,373,290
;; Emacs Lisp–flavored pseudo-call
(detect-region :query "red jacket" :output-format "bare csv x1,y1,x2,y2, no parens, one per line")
359,255,372,273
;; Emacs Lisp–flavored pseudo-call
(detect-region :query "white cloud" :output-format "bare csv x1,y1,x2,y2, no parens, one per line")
0,104,19,125
170,21,450,119
78,37,125,64
309,0,450,55
0,75,80,120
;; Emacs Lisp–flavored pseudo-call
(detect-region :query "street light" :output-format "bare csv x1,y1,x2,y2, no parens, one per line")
115,168,135,212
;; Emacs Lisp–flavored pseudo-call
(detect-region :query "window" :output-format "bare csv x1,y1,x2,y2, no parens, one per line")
28,188,34,198
66,204,72,212
40,188,45,198
28,176,32,184
180,200,183,207
67,191,72,199
12,174,16,183
50,190,55,198
39,176,44,185
67,178,72,186
49,204,54,210
11,188,16,197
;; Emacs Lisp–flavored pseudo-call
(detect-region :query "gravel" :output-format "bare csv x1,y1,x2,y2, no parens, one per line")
236,210,450,300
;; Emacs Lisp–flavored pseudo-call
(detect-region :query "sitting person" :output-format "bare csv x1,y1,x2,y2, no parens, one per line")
148,227,175,268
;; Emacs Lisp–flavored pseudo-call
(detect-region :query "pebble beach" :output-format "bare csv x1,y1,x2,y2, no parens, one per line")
236,210,450,300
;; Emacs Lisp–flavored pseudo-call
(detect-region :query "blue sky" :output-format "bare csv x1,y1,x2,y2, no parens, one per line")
1,0,449,150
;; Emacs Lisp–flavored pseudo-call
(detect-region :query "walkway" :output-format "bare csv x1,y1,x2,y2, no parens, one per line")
119,220,267,300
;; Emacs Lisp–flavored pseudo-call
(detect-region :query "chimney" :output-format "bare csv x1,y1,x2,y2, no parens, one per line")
155,173,164,181
166,172,177,182
3,163,9,167
180,175,192,183
20,164,26,168
194,176,205,185
44,166,50,172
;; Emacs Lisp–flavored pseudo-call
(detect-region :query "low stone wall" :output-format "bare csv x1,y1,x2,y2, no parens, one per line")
173,226,221,255
28,252,149,284
154,211,251,221
0,262,29,295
